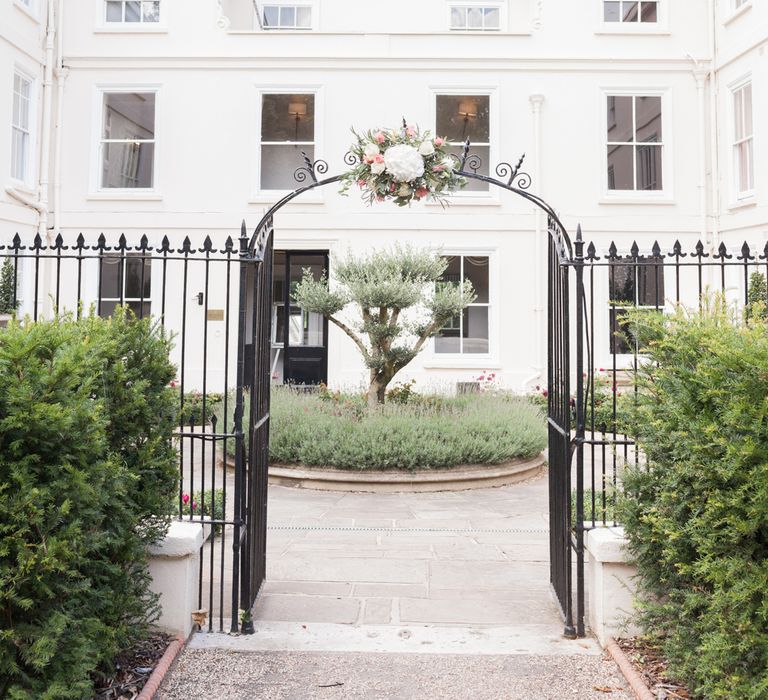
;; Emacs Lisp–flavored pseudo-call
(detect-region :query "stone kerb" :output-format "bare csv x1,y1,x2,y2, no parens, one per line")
584,526,640,646
148,520,204,639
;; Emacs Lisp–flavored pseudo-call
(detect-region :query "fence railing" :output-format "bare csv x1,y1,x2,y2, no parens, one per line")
0,231,259,633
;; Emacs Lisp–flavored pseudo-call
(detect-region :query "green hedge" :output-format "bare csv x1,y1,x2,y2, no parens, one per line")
620,298,768,699
0,310,177,699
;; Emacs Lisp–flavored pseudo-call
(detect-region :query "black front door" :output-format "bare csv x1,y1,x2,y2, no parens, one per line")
271,251,329,386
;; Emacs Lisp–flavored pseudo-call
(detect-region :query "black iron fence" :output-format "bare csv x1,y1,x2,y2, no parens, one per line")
0,230,261,633
564,234,768,636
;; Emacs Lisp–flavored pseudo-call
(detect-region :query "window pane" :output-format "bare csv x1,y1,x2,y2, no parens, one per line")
743,84,753,136
483,7,500,28
104,92,155,139
261,94,315,142
261,144,314,189
125,256,151,298
738,140,753,192
609,262,635,304
106,1,123,21
101,257,122,299
734,90,744,141
610,308,631,354
463,306,489,354
464,256,489,303
637,258,664,306
467,7,483,27
142,1,160,22
435,328,460,353
11,129,28,180
607,96,633,142
280,6,296,26
635,96,662,142
297,7,311,27
126,301,151,318
125,1,141,22
263,5,279,26
100,300,119,318
607,145,634,190
622,1,639,21
636,144,662,190
101,142,155,188
640,1,657,21
604,1,620,21
441,256,461,284
436,94,490,143
450,7,465,27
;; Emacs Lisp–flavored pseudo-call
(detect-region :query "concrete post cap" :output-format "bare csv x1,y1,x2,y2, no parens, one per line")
148,520,205,558
584,526,630,563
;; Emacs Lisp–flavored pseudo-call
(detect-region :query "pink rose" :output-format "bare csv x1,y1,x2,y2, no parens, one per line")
192,501,198,511
415,187,429,199
375,132,386,143
373,154,384,164
434,137,444,147
432,165,445,172
182,493,190,505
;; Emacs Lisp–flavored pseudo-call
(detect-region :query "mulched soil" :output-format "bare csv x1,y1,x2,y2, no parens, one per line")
92,632,173,700
616,638,694,700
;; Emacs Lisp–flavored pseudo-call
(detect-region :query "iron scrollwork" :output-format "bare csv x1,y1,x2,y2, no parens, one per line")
293,151,329,185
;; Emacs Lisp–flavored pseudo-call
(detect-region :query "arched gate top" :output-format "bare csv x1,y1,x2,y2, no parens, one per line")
248,145,573,263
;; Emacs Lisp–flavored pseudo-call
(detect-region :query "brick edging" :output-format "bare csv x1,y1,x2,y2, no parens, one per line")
136,633,185,700
605,637,655,700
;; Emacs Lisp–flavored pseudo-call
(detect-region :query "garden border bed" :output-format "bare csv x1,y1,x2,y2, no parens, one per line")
257,453,546,492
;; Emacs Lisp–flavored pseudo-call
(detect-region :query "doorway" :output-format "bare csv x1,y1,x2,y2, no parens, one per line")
270,250,329,386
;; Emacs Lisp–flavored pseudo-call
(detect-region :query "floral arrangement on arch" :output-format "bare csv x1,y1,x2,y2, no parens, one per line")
341,122,467,207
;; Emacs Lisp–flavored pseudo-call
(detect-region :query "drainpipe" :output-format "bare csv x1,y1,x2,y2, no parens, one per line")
38,0,56,242
708,0,720,252
53,0,67,234
527,93,545,389
690,64,709,247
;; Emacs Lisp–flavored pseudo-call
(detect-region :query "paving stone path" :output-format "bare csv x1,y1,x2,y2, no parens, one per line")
160,470,632,698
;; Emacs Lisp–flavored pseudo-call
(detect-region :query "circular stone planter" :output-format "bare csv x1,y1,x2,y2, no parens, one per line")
266,453,546,493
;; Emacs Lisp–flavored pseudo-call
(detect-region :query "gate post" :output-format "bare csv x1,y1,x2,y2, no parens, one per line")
230,221,250,634
573,224,586,637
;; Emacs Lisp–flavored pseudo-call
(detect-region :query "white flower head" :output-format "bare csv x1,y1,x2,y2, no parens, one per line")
370,160,385,175
363,142,380,158
418,140,435,156
384,144,425,182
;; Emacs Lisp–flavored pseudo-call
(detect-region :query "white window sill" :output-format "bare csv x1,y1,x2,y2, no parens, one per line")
424,359,499,370
724,2,752,26
599,194,675,205
249,193,324,205
87,191,163,201
13,1,39,21
594,24,669,36
727,196,757,211
94,24,167,33
425,194,500,207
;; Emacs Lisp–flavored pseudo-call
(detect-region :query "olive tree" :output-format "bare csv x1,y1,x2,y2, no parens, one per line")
293,245,475,408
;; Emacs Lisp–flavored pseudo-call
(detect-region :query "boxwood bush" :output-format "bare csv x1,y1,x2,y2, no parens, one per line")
620,298,768,699
0,310,177,699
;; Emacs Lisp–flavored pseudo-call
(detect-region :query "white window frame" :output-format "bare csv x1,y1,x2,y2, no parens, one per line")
10,68,36,190
600,88,672,203
13,0,38,20
255,1,317,31
252,85,322,200
98,251,153,318
730,76,754,202
96,0,167,32
428,248,498,367
596,0,669,34
429,87,499,204
90,85,161,199
447,3,505,32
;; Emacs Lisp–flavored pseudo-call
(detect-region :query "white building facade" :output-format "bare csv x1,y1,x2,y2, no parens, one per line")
1,0,766,392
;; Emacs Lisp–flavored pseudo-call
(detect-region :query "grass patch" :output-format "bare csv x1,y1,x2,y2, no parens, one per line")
267,386,546,471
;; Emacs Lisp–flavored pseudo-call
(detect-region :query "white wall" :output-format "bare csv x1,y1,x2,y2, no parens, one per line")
2,0,765,391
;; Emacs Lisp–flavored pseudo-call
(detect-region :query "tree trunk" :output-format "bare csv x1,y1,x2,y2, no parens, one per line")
367,375,390,408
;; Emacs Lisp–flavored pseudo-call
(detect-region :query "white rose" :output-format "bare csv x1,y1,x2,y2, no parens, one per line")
363,142,380,158
384,144,425,182
370,160,385,175
418,140,435,156
397,183,411,197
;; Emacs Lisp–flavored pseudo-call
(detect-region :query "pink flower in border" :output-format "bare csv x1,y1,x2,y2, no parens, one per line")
415,187,429,199
358,179,366,188
375,131,386,143
432,164,445,172
182,493,190,505
169,380,178,388
373,153,385,164
406,126,416,138
376,194,385,202
434,136,445,147
192,501,198,511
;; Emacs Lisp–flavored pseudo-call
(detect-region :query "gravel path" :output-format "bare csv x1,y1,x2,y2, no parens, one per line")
157,648,632,700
